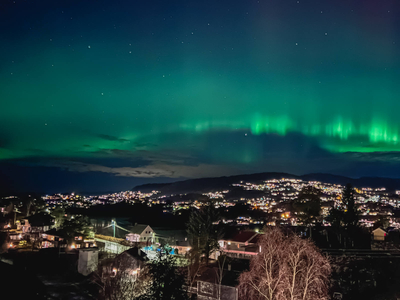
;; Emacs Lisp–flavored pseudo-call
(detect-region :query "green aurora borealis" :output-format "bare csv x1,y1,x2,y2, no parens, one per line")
1,0,400,192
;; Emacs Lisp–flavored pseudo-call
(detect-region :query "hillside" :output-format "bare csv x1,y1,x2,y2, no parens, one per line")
133,172,400,195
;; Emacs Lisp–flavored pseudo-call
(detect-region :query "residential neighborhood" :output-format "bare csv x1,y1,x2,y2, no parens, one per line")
2,178,400,299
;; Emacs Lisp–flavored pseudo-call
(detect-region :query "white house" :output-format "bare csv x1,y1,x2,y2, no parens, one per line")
126,224,155,244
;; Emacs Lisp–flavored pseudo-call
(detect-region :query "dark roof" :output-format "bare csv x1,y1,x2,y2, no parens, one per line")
97,225,130,239
28,213,54,227
223,230,260,243
197,266,241,287
44,228,59,235
97,223,151,239
44,228,68,237
124,246,148,261
126,224,150,235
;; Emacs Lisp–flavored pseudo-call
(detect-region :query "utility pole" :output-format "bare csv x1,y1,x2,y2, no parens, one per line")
112,219,115,238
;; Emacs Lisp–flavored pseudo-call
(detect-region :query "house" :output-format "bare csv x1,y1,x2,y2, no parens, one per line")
19,219,31,233
125,224,155,245
95,222,154,244
41,228,96,249
95,246,148,299
8,231,23,241
41,228,67,248
115,246,147,268
192,265,239,300
113,247,147,282
94,222,155,254
372,228,387,241
217,230,261,259
101,246,148,281
26,213,55,233
19,213,55,243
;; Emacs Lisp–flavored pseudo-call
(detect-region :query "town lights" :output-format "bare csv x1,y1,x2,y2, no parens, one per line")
70,244,76,249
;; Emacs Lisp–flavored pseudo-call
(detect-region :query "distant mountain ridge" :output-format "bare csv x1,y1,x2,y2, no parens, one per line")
133,172,400,195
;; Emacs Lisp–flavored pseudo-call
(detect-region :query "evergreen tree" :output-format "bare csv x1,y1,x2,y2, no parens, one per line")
50,207,65,229
62,215,93,242
342,183,358,230
187,201,222,265
327,206,345,228
327,183,360,248
140,249,188,300
293,186,322,237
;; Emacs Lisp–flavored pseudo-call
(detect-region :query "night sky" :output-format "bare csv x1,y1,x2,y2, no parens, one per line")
1,0,400,193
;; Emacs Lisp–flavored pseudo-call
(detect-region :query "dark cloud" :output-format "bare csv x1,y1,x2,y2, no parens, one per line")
2,130,400,193
97,134,130,143
132,142,157,148
92,148,196,166
343,151,400,163
25,159,237,179
24,148,46,153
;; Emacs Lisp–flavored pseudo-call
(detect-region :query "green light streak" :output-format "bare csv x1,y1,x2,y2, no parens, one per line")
180,115,400,153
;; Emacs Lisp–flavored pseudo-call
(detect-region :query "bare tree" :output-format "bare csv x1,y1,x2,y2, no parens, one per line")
93,257,150,300
238,228,331,300
186,249,201,292
215,253,226,300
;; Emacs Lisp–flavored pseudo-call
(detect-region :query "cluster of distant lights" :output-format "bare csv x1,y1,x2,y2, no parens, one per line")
202,190,229,199
43,190,160,209
35,178,400,228
232,178,400,227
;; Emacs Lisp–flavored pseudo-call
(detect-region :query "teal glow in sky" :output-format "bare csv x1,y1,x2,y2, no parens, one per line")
1,0,400,192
